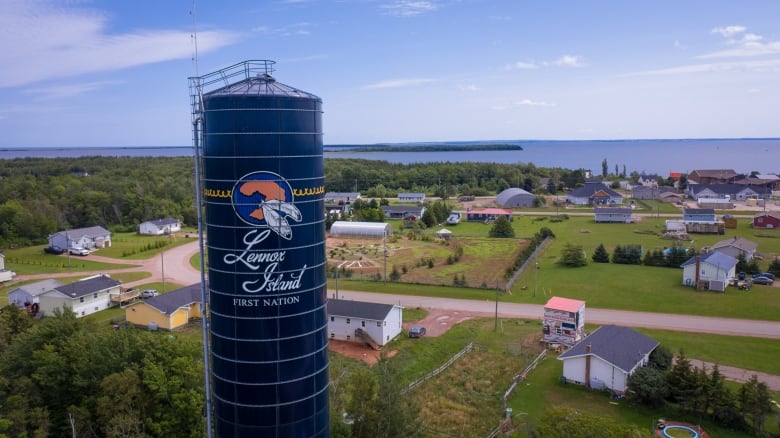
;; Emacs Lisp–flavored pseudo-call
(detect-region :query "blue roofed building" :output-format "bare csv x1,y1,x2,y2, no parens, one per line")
680,251,738,292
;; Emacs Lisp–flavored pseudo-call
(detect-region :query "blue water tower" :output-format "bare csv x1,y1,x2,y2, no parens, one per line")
191,60,328,437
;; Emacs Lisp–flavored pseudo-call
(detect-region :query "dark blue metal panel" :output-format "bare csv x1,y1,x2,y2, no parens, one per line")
201,68,328,437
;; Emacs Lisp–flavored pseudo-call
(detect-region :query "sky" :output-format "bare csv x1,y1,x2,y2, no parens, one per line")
1,0,780,147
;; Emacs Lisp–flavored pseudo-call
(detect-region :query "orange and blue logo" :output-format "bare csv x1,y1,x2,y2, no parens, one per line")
232,171,302,240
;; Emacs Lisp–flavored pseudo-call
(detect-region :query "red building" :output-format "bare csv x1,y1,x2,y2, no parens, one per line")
753,212,780,229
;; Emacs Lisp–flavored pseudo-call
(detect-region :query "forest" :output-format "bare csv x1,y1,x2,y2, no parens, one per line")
0,156,586,247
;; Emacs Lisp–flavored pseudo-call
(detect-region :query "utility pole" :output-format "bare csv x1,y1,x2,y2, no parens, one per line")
383,231,388,283
534,260,539,297
494,286,499,331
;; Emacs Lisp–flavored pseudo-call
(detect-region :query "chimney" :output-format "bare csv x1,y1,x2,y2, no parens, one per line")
694,255,700,287
585,343,592,388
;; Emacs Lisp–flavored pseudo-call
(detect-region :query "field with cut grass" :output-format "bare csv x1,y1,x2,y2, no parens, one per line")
336,214,780,321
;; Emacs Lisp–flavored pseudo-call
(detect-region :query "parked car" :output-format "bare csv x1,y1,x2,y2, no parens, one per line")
69,247,89,256
44,245,65,255
751,276,774,286
409,326,426,338
752,272,776,281
140,289,159,298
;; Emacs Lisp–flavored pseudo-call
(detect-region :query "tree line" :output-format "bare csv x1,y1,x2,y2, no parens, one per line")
0,157,588,247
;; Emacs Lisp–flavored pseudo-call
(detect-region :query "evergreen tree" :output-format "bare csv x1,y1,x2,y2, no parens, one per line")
591,243,610,263
489,215,515,238
559,243,587,267
738,375,773,434
768,257,780,277
626,366,668,407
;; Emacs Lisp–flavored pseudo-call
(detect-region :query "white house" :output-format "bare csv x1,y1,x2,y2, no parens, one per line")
38,274,122,318
49,226,112,250
397,192,425,203
558,325,659,394
711,237,758,261
327,299,403,347
0,253,16,283
594,207,632,224
680,252,738,291
139,218,182,235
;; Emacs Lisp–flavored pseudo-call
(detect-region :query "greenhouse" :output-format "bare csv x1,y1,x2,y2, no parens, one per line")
329,221,393,238
496,188,535,208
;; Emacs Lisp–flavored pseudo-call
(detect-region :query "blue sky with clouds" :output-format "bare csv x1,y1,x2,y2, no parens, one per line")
1,0,779,147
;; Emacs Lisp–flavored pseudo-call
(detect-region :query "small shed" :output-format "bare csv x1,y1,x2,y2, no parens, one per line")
329,221,393,238
435,228,453,240
722,214,738,229
753,212,780,229
542,296,585,347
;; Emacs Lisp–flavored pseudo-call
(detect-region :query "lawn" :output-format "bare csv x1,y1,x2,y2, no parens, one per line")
97,231,199,259
337,214,780,321
3,244,138,275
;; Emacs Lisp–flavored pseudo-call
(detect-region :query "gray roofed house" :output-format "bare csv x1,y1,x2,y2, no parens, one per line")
680,251,738,291
39,274,122,318
327,299,403,346
8,279,63,307
558,325,659,393
594,207,632,223
380,205,425,220
687,183,771,201
49,225,112,250
139,217,182,235
566,182,623,205
125,283,205,330
711,237,759,261
324,192,361,204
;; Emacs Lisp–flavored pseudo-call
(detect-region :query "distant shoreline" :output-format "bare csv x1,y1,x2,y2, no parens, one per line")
324,143,523,153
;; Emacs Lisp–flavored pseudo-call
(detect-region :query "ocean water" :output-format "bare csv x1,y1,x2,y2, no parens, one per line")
2,138,779,176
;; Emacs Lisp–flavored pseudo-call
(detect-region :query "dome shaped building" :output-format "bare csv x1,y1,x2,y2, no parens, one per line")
496,188,535,208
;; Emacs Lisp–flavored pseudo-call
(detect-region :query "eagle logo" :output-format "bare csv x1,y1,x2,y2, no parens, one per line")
232,172,302,239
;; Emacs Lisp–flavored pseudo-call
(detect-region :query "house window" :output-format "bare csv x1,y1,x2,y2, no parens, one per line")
376,321,382,327
94,307,99,311
93,293,98,299
346,318,351,324
383,321,387,326
79,297,84,303
361,321,365,327
346,335,350,340
330,316,334,322
330,333,335,338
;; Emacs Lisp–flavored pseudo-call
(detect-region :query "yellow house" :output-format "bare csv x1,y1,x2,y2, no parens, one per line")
125,284,204,330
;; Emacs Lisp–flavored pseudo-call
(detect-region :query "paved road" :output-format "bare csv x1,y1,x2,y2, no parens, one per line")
331,290,780,340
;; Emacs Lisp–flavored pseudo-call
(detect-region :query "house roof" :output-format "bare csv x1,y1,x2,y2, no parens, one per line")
683,208,715,215
559,325,659,373
10,279,63,298
544,296,585,313
496,187,534,203
436,228,452,235
51,275,121,299
668,172,682,179
381,205,424,214
594,207,631,215
137,283,202,315
690,184,770,196
51,226,111,240
398,192,425,197
754,212,780,220
712,237,758,253
467,208,512,215
143,217,180,227
680,251,738,270
324,192,361,201
327,299,398,321
689,169,738,179
568,183,622,198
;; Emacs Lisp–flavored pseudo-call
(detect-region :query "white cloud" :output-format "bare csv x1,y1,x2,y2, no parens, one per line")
381,1,438,17
23,81,121,100
458,84,479,92
515,99,556,107
252,22,312,37
622,58,780,77
701,26,780,58
506,61,539,70
362,78,435,89
712,25,746,38
674,40,687,50
553,55,586,67
0,0,239,88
